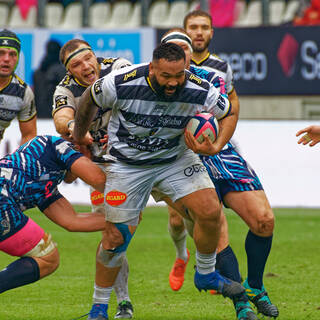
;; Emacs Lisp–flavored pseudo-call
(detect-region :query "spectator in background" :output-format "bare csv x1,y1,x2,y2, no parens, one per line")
33,39,65,118
294,0,320,25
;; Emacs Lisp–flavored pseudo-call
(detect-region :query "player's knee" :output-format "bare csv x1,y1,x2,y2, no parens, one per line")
252,209,275,236
194,198,221,226
102,221,125,250
102,222,136,253
40,247,60,277
168,208,185,233
97,243,126,268
24,233,59,278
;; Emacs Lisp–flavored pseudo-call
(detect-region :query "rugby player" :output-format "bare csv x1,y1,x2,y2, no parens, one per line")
52,39,133,319
165,11,279,319
0,29,37,145
161,28,258,320
0,135,106,297
74,42,244,320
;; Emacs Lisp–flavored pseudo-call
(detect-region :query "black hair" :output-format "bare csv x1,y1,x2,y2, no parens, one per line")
152,42,185,63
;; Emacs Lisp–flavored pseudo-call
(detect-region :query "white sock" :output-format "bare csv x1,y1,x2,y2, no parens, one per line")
113,256,130,303
168,224,188,262
196,250,216,274
93,284,112,305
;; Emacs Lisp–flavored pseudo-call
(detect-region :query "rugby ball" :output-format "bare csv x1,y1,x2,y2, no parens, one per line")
186,112,219,143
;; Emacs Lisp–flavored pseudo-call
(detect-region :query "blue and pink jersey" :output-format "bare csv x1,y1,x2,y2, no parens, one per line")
0,135,82,241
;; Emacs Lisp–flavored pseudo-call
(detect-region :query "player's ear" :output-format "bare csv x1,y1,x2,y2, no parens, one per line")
149,62,154,76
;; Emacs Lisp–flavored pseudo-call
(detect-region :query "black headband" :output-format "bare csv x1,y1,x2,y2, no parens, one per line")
64,47,92,67
162,33,192,47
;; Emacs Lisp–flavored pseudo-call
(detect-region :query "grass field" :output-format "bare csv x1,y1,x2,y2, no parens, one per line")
0,206,320,320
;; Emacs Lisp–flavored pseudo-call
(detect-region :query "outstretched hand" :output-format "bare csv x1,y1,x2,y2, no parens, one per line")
184,130,219,156
296,125,320,147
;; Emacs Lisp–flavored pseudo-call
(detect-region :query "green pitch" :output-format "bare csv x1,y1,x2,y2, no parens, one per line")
0,206,320,319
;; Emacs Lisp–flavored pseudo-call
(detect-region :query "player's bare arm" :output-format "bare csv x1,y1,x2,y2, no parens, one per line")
296,125,320,146
53,107,75,136
43,197,106,232
73,86,98,145
228,89,240,120
70,156,106,193
19,116,37,145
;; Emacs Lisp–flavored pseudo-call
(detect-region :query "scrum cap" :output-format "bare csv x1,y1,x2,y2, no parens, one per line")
0,29,21,54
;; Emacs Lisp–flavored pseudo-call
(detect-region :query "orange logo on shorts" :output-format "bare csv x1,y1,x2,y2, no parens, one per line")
91,190,104,206
106,190,127,206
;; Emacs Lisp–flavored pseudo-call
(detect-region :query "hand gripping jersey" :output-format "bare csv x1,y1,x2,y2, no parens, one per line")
90,63,231,166
0,74,36,141
52,57,132,160
0,135,83,240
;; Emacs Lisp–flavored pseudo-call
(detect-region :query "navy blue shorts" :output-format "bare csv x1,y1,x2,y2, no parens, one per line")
200,147,263,204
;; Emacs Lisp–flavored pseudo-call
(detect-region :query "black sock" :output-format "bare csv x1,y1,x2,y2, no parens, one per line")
216,245,241,283
0,256,40,293
245,230,273,289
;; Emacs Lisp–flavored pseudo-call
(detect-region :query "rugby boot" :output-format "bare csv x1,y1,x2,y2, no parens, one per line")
114,300,133,319
169,249,190,291
233,295,258,320
87,304,109,320
244,279,279,318
194,269,245,299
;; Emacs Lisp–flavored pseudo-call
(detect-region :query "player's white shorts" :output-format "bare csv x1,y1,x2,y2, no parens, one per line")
104,149,214,223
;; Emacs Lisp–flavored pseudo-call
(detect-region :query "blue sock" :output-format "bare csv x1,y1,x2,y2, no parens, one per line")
245,230,273,289
216,245,241,283
0,257,40,293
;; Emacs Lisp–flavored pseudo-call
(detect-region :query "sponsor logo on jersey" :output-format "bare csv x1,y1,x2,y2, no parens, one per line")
102,58,115,65
94,79,103,94
0,108,16,121
189,74,202,84
105,190,127,206
91,190,104,206
123,70,137,81
55,95,68,108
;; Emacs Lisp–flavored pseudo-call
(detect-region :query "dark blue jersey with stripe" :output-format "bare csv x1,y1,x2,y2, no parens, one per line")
0,135,83,240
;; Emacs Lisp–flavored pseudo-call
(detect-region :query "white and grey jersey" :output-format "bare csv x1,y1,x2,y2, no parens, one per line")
91,63,231,166
0,74,36,141
52,57,132,160
191,53,234,94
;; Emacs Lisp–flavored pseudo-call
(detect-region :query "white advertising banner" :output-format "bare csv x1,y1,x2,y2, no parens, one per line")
1,120,319,208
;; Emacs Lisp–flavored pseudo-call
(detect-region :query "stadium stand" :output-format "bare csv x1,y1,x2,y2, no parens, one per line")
88,2,112,28
102,0,133,29
269,0,286,25
0,3,10,27
282,0,300,23
164,0,189,27
124,2,142,28
148,0,170,27
233,0,247,26
44,2,64,28
236,0,262,27
8,4,37,28
59,2,82,29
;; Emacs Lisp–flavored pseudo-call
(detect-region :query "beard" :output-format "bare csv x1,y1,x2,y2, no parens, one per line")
192,38,211,54
149,74,186,102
